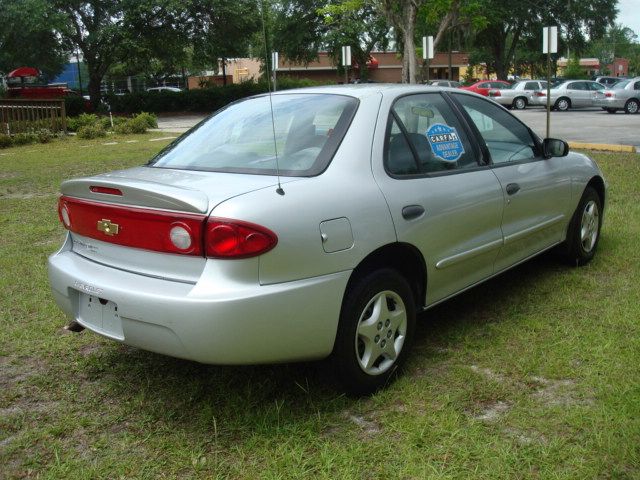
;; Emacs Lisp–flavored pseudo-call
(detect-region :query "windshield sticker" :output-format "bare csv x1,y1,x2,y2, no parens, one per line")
426,123,465,162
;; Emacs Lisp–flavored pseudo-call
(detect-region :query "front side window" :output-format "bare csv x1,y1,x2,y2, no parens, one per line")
525,82,538,90
385,93,479,176
452,93,537,164
150,94,358,176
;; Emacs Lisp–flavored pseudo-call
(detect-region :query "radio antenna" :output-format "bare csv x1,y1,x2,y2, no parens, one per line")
260,0,284,196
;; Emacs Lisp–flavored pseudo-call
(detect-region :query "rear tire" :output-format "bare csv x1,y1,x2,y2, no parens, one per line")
330,269,416,396
605,108,617,114
512,97,527,110
555,97,571,111
561,186,602,266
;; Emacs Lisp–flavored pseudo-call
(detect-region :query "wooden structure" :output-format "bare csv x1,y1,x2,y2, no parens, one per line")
0,99,67,134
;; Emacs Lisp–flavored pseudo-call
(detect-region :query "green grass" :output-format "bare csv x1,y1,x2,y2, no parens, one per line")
1,139,639,479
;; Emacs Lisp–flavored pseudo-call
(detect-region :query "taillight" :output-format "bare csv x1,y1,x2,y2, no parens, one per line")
57,196,205,255
205,218,277,259
489,90,501,97
535,91,546,97
604,92,614,98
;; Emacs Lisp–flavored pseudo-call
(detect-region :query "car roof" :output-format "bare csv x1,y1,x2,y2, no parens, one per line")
269,84,476,99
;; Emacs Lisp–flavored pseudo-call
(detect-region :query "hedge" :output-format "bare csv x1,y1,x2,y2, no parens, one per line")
103,77,325,114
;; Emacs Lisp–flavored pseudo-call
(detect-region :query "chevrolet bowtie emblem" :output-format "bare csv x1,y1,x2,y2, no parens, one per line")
97,219,119,236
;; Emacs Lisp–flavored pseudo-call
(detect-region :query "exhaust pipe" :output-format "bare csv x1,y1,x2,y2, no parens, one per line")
64,321,85,333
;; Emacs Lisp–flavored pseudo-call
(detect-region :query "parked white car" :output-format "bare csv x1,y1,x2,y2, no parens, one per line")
48,85,606,395
146,86,182,93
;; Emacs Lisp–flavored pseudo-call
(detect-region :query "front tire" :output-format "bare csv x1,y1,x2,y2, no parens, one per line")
562,186,602,266
330,269,416,396
624,99,639,114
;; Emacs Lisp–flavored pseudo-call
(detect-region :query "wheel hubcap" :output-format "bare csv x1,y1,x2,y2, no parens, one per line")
355,290,407,375
516,99,525,109
580,200,599,253
628,101,639,113
559,100,568,110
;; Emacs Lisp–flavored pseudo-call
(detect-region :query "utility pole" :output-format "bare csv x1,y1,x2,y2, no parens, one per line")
423,36,434,82
543,26,558,139
76,49,83,96
342,46,351,84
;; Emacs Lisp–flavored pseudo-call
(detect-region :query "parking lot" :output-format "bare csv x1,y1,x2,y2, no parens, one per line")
512,107,640,147
157,106,640,149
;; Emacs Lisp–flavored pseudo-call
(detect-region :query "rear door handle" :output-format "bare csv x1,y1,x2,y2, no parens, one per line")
402,205,425,220
506,183,520,196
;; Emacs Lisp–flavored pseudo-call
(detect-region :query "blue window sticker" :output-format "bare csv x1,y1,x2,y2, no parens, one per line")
426,123,465,162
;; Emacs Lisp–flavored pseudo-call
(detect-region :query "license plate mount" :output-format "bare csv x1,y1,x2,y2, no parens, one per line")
77,293,124,340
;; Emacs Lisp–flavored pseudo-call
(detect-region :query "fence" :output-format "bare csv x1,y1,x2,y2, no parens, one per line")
0,99,67,134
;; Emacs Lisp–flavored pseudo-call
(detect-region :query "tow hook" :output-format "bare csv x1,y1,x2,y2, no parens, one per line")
64,321,85,333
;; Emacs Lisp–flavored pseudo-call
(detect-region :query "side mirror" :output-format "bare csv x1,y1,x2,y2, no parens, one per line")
542,138,569,158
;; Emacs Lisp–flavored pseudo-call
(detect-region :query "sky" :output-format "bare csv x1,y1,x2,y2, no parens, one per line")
617,0,640,37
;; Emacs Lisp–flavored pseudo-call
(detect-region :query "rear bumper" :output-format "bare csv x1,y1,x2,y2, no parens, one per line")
48,247,350,364
593,98,625,109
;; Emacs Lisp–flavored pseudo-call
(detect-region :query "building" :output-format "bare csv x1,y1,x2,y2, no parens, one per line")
556,57,630,77
275,51,471,83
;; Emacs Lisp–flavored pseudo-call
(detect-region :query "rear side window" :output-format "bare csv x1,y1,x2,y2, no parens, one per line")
150,94,358,177
589,82,605,91
385,93,479,176
635,81,640,90
525,82,538,90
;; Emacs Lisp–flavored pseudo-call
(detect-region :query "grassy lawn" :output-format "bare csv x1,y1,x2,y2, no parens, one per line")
1,136,639,479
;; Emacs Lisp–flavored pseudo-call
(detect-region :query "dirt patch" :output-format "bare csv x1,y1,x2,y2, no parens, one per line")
341,411,382,437
529,376,595,407
469,365,509,384
503,427,547,445
473,400,512,422
0,192,55,200
0,172,19,179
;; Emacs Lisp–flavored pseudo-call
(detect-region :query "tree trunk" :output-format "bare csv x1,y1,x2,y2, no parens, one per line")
88,73,102,112
402,4,417,83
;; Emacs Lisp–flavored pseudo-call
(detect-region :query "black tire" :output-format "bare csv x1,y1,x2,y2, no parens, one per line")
555,97,571,111
624,98,639,114
512,97,527,110
605,108,617,114
561,186,602,266
330,268,416,396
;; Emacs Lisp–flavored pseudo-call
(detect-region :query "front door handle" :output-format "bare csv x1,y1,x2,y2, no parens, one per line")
402,205,425,220
506,183,520,195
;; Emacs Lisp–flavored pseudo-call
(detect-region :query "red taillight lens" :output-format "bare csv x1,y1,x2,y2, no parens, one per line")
604,92,614,98
205,218,277,258
489,90,501,97
535,91,546,97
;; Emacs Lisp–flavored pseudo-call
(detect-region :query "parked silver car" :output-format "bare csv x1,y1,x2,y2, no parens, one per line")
594,77,640,114
48,85,606,395
530,80,607,111
427,80,462,88
488,80,548,109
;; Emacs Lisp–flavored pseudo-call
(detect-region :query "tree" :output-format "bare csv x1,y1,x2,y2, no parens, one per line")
588,24,640,76
319,0,390,81
471,0,618,80
0,0,68,77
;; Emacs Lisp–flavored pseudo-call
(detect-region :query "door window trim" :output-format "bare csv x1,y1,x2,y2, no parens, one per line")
446,91,544,168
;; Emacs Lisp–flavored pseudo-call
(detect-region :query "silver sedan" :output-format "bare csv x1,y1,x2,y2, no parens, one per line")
48,85,606,395
530,80,607,111
594,77,640,114
488,80,548,109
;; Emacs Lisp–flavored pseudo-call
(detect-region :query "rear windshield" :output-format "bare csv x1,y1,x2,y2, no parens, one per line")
612,80,629,89
149,93,358,176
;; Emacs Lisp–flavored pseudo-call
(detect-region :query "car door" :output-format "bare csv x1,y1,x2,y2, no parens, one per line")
588,81,606,105
476,82,493,96
450,93,573,272
566,82,590,107
372,92,505,305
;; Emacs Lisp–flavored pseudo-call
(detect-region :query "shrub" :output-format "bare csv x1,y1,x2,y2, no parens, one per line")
35,129,54,143
113,115,148,134
65,95,86,116
12,133,38,146
136,112,157,129
0,134,12,149
77,124,107,139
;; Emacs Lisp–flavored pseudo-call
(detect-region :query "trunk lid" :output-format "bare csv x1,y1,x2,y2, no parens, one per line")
61,166,289,283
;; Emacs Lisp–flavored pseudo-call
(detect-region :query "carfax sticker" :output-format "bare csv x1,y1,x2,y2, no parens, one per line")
426,123,465,162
